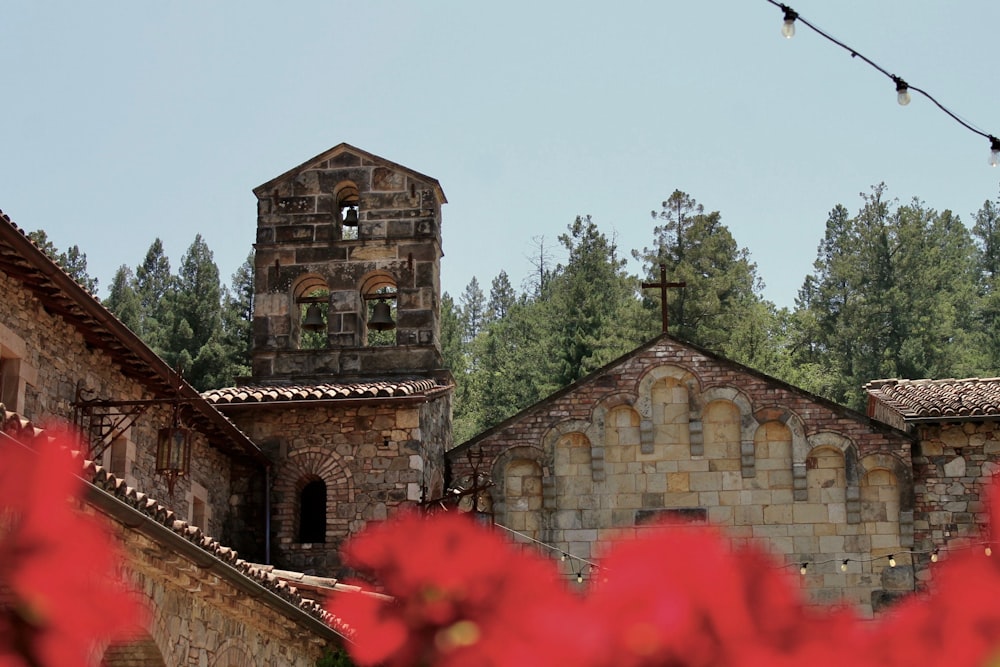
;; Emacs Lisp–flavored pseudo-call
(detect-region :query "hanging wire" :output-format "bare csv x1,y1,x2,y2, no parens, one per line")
764,1,1000,164
492,522,600,569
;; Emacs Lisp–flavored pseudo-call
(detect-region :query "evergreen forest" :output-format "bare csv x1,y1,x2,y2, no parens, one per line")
33,184,1000,444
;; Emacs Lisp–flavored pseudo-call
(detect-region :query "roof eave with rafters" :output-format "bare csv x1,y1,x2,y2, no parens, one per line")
0,210,268,465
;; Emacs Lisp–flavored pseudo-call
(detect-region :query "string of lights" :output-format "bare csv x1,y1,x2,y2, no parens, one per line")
765,0,1000,167
792,540,995,576
495,518,995,585
492,522,601,582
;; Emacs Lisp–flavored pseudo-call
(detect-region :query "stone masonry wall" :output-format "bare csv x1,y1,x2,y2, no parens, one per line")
223,393,451,575
94,503,332,666
910,421,1000,584
0,269,237,542
452,338,915,617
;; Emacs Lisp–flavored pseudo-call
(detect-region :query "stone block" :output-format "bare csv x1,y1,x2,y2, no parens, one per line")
666,473,689,492
943,456,967,478
689,471,721,492
792,503,830,524
763,504,793,524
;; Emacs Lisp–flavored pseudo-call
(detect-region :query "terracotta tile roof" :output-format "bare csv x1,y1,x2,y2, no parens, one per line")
865,378,1000,421
203,378,444,405
0,407,351,638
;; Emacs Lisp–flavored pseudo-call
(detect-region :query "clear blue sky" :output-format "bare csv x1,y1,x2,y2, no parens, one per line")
2,1,997,310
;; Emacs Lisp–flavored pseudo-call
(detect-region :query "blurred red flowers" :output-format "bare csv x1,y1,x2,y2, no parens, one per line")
0,429,146,667
331,481,1000,667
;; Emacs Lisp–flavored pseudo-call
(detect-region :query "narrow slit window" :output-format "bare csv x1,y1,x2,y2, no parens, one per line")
299,479,327,543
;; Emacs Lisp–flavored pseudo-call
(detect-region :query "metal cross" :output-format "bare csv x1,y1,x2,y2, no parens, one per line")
641,264,686,334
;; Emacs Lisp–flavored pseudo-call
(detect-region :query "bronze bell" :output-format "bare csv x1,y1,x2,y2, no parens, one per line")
368,299,396,331
302,303,325,331
343,206,359,226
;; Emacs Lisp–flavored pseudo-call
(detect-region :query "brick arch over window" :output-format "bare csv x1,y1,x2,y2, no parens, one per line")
100,631,167,667
213,641,256,667
273,449,353,546
805,431,861,522
591,393,638,462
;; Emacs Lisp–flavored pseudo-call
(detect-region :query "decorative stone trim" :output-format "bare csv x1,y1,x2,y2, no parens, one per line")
689,418,704,457
792,461,808,501
639,418,654,454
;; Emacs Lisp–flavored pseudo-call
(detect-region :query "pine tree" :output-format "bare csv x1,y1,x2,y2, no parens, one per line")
104,265,142,333
26,230,98,293
794,185,982,408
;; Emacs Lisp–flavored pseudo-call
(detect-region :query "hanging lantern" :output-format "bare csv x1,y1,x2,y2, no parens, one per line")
156,422,192,495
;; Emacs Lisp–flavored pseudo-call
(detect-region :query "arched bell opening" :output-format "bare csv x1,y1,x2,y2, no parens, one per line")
292,275,330,350
359,272,397,347
334,181,360,241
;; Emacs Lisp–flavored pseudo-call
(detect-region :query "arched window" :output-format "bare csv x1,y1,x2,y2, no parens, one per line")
298,479,327,543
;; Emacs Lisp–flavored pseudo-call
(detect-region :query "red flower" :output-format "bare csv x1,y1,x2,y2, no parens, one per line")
0,429,147,667
328,511,603,667
583,524,868,667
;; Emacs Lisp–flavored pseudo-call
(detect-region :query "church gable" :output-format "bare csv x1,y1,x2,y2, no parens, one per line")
449,335,913,616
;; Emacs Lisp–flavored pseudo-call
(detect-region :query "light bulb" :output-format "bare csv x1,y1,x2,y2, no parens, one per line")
991,147,999,168
987,545,993,557
781,7,798,39
894,78,911,106
799,563,808,576
840,560,848,572
576,573,584,584
930,549,939,563
888,555,897,567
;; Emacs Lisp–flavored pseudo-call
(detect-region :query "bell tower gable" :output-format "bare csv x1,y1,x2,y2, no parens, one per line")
251,144,447,383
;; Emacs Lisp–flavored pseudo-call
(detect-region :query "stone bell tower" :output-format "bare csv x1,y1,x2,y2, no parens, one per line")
206,144,452,574
250,143,447,382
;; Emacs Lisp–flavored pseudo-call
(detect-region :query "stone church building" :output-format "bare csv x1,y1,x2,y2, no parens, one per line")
2,142,1000,661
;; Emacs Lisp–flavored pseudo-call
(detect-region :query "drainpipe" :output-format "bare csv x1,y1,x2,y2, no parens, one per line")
265,465,272,565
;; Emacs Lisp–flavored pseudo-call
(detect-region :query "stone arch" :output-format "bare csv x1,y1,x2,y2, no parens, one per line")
859,453,914,574
273,448,353,547
803,431,861,519
701,387,757,476
291,273,330,350
334,179,361,239
752,420,793,490
491,445,547,538
636,364,702,456
213,641,257,667
635,364,701,419
359,270,398,346
541,419,598,481
701,398,743,476
100,630,167,667
591,393,636,464
858,452,913,513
